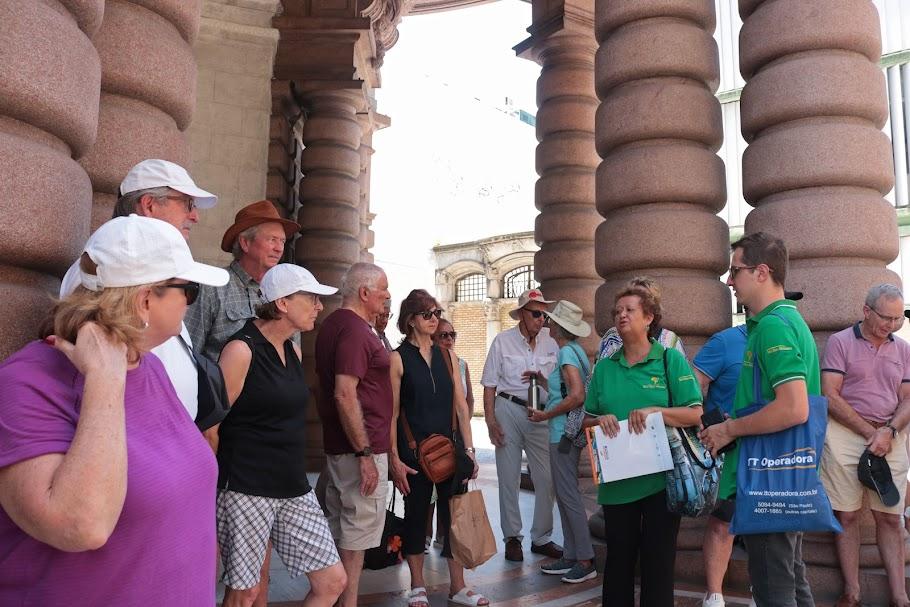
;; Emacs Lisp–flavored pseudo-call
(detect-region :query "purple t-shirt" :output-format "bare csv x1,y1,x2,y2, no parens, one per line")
315,308,392,454
0,342,216,606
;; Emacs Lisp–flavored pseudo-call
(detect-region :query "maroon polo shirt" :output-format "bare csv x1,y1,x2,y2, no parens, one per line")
315,308,392,454
821,322,910,423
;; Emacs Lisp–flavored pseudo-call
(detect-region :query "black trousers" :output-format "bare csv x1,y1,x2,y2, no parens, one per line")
402,468,456,558
601,490,681,607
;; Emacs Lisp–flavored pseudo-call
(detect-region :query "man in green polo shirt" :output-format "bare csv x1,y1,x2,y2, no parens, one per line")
700,232,820,607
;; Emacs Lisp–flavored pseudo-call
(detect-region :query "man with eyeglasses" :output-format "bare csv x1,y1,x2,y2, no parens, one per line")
374,298,393,351
480,288,561,562
59,159,218,422
818,283,910,607
700,232,820,607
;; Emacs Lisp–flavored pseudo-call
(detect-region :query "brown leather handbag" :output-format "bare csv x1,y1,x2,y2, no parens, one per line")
400,349,460,484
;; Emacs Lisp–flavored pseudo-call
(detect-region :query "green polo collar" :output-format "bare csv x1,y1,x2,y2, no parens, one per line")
746,299,796,331
610,338,663,368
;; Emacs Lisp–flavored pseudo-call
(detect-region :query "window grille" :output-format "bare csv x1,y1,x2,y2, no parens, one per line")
456,274,486,301
503,265,538,298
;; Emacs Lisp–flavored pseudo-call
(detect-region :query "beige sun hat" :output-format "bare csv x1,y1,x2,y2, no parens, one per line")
545,300,591,338
508,288,555,320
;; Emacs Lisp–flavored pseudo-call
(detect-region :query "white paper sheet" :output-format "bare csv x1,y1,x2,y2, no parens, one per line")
585,411,673,484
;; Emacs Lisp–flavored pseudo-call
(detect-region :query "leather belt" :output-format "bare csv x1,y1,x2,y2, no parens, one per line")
497,391,528,407
865,419,887,429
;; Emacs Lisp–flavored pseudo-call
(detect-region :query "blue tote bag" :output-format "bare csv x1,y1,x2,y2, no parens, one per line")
730,317,841,535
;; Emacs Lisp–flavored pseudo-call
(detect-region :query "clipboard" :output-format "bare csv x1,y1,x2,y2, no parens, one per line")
585,411,673,484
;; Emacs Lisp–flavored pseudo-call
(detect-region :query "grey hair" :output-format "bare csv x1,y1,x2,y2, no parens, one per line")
552,322,578,341
865,283,903,308
112,186,171,218
339,262,385,302
231,224,263,260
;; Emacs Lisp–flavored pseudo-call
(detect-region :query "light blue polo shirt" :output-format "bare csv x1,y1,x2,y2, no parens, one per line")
693,324,748,416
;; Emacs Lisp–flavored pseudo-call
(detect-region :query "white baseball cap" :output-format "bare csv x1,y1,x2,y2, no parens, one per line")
119,159,218,209
261,263,338,302
80,215,229,291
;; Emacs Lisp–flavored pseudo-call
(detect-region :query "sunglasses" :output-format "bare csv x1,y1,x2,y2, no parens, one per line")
524,309,545,319
437,331,457,340
163,282,200,305
418,309,443,320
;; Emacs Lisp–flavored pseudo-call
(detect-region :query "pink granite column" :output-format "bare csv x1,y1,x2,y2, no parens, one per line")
295,88,365,466
594,1,730,349
739,0,897,335
0,1,103,359
739,3,902,602
295,89,364,300
80,0,201,229
521,28,601,354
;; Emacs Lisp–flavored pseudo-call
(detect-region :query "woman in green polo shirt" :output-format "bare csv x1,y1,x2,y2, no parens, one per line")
584,285,703,607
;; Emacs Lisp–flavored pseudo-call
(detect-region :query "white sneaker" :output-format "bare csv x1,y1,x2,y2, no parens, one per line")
703,593,725,607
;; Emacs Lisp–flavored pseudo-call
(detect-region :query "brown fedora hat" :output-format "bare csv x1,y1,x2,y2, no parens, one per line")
220,200,301,252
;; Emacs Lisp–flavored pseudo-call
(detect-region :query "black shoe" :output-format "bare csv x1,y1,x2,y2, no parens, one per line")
504,537,523,562
530,541,564,559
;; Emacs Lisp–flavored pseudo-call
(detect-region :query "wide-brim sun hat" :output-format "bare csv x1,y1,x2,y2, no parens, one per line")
80,215,229,291
261,263,338,302
545,300,591,338
119,159,218,209
508,288,555,320
220,200,301,252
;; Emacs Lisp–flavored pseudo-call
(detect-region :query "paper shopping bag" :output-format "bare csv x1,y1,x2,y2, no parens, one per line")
449,490,496,569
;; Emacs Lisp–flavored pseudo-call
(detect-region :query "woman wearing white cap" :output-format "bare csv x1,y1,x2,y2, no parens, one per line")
216,263,346,607
527,301,597,584
0,215,229,605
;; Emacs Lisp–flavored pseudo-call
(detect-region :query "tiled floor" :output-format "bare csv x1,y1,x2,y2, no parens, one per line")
220,420,752,606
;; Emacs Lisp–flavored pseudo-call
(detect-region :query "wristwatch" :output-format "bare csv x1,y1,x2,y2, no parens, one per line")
465,447,476,454
886,423,899,439
354,446,373,457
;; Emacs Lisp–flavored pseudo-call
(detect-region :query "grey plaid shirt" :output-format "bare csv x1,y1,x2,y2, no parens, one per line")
185,260,265,362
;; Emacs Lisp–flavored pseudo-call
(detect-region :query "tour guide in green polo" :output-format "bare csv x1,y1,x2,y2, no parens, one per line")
584,282,702,607
700,232,820,607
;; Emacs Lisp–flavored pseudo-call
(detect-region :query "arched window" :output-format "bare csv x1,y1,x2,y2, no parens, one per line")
503,265,537,298
456,273,487,301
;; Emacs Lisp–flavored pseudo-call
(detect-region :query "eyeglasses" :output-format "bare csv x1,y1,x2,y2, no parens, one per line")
377,312,393,321
160,195,196,213
163,281,200,305
419,309,443,320
524,309,545,319
869,307,905,325
728,265,757,278
437,331,457,340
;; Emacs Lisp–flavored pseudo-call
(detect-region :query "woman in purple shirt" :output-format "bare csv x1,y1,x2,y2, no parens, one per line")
0,216,228,606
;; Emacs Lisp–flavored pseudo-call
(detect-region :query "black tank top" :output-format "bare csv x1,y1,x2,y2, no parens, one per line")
217,320,311,498
396,341,454,466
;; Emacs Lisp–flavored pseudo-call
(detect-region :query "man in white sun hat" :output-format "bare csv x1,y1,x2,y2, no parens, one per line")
480,288,561,562
59,159,219,429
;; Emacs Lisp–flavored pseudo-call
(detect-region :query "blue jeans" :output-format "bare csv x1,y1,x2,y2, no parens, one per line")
743,532,814,607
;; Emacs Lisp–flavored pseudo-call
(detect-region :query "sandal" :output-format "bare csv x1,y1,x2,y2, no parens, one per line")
449,587,489,606
407,587,429,607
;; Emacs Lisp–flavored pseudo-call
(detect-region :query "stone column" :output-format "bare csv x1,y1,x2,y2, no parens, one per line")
738,3,902,602
80,0,201,231
593,1,730,350
0,1,103,359
295,88,365,465
738,0,898,337
358,126,376,263
517,18,601,355
295,89,365,302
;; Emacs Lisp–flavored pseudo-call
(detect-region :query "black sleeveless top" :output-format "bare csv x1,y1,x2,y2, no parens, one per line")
396,341,455,468
217,320,311,498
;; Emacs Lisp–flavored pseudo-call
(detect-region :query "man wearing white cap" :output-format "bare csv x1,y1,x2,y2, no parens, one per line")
60,159,219,427
480,288,561,562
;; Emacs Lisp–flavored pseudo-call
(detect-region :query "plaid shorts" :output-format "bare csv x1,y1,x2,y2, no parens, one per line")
217,490,340,590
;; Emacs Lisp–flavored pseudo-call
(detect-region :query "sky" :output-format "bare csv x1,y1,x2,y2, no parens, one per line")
369,0,541,338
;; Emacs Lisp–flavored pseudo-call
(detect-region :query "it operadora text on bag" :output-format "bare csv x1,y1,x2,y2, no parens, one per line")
730,314,841,535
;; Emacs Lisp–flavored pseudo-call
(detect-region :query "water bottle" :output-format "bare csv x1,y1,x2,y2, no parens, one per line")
528,374,542,410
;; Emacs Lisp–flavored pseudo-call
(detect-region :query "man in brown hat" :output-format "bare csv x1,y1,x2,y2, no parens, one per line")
185,200,300,362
